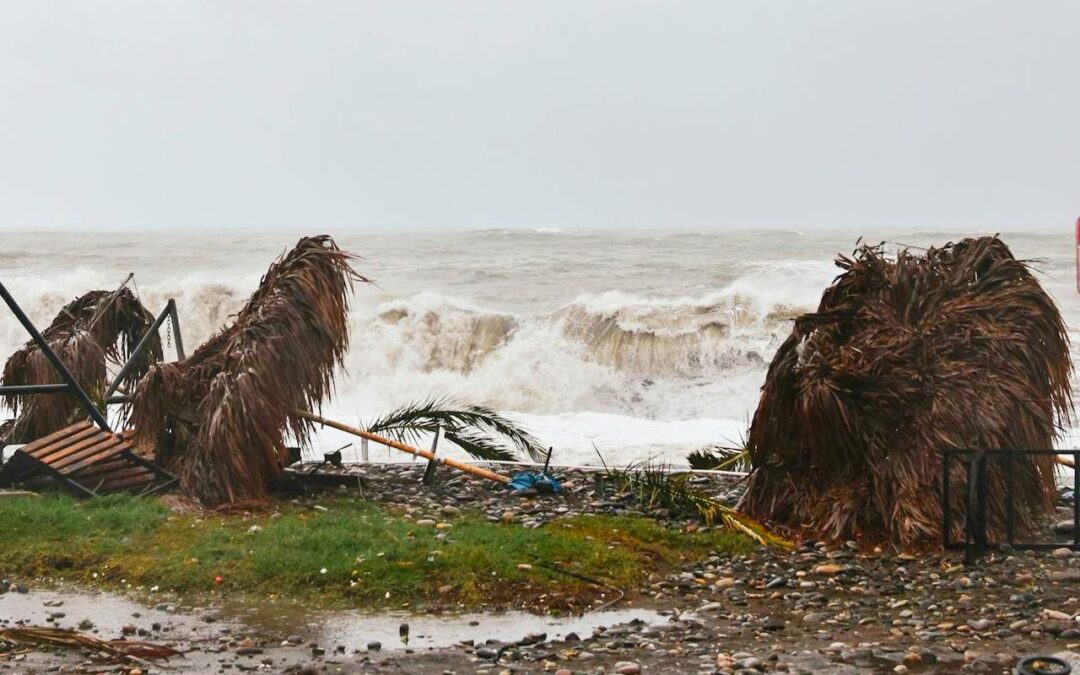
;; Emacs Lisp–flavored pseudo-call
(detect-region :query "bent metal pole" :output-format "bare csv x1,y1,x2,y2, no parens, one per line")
295,410,511,484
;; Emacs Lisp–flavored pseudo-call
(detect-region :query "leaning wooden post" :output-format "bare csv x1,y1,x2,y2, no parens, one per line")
296,410,510,484
422,423,443,485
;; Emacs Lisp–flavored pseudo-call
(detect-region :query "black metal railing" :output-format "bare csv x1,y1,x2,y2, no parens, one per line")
943,448,1080,561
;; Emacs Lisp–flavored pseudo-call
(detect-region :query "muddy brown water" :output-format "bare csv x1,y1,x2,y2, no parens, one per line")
0,587,666,651
238,603,667,650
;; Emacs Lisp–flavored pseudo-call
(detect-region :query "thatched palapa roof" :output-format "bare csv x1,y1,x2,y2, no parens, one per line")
1,288,162,444
742,236,1072,547
130,235,366,505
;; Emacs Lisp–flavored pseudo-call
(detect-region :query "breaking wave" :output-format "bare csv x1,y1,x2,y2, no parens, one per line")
0,271,810,426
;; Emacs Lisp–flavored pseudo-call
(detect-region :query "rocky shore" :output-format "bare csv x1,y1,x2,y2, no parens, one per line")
4,463,1080,674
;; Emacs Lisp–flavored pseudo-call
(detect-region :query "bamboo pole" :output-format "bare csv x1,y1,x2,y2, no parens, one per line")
295,410,511,484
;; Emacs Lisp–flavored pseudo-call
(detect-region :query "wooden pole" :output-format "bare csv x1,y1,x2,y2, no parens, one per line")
422,423,442,485
296,410,510,484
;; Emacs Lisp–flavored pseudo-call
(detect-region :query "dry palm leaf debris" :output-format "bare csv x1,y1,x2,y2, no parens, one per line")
1,287,161,444
742,236,1072,547
0,626,180,662
130,235,368,505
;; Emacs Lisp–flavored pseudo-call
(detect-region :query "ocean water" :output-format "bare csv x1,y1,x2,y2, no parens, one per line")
0,229,1076,466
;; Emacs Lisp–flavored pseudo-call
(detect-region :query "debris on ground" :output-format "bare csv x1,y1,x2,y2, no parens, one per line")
744,236,1072,547
130,235,367,505
0,625,179,663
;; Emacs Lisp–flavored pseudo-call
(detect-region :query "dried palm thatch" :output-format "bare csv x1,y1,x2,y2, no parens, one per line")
742,236,1072,548
1,287,161,443
130,235,365,505
0,626,179,662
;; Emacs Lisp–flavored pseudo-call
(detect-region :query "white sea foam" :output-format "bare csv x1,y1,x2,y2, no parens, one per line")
1,229,1077,465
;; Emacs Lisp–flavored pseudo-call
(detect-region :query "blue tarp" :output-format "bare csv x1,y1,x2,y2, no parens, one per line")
508,471,562,493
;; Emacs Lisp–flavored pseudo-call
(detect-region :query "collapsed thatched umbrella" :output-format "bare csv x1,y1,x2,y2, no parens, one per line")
742,236,1072,547
1,287,162,444
130,235,366,505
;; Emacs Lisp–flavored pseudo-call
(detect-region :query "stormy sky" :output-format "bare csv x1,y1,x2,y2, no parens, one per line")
1,1,1077,232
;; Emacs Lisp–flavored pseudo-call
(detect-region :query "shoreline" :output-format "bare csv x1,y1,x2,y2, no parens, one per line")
6,465,1080,673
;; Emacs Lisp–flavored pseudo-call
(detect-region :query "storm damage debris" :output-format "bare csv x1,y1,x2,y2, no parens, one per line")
0,625,180,663
742,236,1073,547
1,287,161,444
130,235,368,505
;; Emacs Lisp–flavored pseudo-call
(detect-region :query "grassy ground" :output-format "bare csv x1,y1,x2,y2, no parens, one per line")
0,493,754,611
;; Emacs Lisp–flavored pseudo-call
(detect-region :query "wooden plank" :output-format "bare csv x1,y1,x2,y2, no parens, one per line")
70,458,129,479
87,468,153,491
18,421,93,455
97,472,155,492
16,452,98,499
10,423,167,498
49,436,122,473
96,467,153,485
120,449,175,482
36,431,118,465
24,426,101,459
57,442,129,475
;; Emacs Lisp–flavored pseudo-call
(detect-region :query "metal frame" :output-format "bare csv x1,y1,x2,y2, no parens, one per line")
104,298,184,400
0,282,182,493
943,448,1080,560
0,297,185,408
0,282,111,431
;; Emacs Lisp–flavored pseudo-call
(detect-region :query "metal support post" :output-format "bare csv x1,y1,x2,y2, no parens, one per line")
0,281,111,432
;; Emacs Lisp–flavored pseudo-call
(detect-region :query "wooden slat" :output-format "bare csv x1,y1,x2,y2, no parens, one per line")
80,465,153,491
18,421,93,455
95,467,153,485
25,426,101,459
57,442,129,475
12,422,168,497
85,468,153,492
97,472,155,492
47,436,122,472
70,458,129,479
37,431,120,465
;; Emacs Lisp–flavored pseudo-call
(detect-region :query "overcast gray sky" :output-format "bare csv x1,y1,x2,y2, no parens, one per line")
1,1,1077,232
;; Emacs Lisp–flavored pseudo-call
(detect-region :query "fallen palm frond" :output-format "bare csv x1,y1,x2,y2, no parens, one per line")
1,286,161,443
131,235,367,505
0,626,179,662
687,446,750,472
364,397,546,462
743,236,1072,547
298,410,511,484
598,454,787,547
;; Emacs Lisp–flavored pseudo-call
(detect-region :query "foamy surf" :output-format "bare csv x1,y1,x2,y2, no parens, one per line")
1,229,1078,466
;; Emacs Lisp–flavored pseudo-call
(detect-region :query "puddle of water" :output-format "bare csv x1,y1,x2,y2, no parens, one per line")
1,588,665,653
0,589,221,641
229,604,667,651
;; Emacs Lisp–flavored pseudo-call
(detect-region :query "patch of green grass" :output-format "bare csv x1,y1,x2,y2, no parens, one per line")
0,493,170,571
0,494,755,610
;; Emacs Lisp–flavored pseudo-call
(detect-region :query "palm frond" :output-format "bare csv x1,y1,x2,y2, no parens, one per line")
687,446,750,471
1,288,161,444
602,459,788,548
130,235,368,505
744,236,1072,547
365,397,545,462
